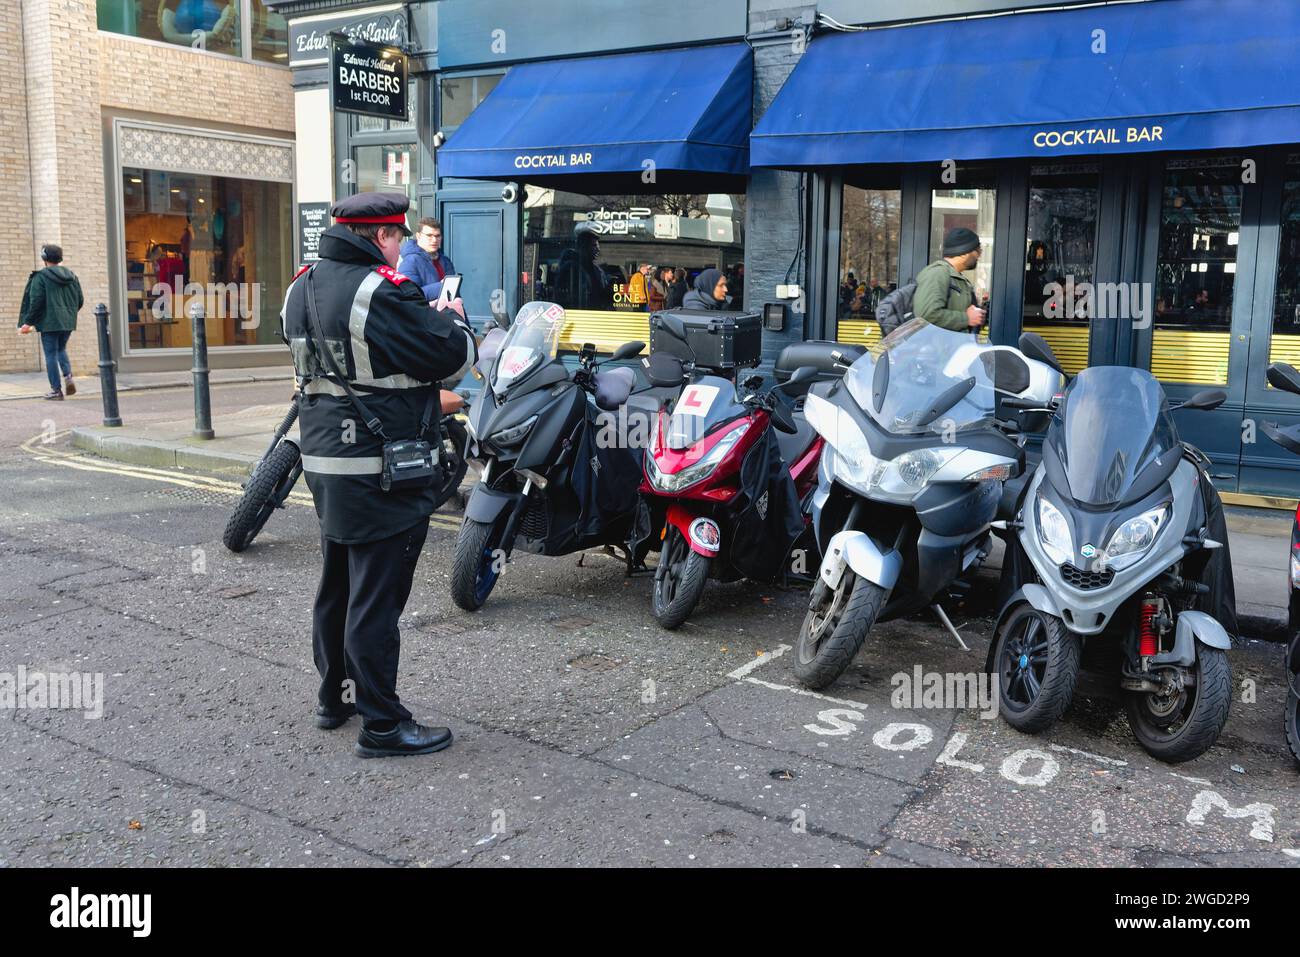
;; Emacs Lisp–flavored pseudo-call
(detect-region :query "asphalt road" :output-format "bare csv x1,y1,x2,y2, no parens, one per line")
0,382,1297,867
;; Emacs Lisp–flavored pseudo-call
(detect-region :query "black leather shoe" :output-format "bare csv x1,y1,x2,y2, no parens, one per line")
315,704,357,730
356,720,453,758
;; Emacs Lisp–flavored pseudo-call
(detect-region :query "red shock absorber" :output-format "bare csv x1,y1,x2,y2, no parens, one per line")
1139,596,1160,658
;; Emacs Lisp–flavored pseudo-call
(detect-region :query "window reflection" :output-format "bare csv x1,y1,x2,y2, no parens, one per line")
837,185,901,331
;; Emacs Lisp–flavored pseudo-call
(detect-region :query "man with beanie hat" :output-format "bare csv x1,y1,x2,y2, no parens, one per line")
18,244,83,400
913,227,986,332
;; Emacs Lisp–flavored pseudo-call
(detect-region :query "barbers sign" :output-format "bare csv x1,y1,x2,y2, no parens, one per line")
331,40,408,120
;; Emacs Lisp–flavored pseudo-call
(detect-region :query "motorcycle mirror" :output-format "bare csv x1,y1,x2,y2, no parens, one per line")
777,365,818,391
642,352,687,389
770,401,799,434
1178,389,1227,412
1267,362,1300,397
1018,331,1066,376
609,340,646,363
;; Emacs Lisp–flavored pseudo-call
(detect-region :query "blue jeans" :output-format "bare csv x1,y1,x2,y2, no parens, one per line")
40,330,72,393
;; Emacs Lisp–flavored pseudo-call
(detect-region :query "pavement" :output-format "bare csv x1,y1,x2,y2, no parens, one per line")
0,367,293,403
65,398,1299,644
0,380,1297,868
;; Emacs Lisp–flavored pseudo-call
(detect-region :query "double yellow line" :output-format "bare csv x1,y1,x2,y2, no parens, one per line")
19,431,464,532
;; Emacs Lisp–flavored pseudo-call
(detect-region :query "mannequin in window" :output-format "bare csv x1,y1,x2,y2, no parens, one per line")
158,0,236,46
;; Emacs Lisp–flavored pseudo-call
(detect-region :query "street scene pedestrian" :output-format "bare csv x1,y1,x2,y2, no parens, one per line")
17,244,83,401
397,217,457,300
912,227,986,331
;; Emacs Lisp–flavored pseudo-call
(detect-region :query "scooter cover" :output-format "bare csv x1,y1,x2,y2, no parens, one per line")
1181,453,1239,641
569,411,643,548
729,429,805,582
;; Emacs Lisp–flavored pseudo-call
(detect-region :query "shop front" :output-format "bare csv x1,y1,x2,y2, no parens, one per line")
750,0,1300,500
436,41,754,353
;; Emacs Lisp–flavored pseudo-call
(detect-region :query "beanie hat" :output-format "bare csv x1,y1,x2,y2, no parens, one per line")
942,227,980,257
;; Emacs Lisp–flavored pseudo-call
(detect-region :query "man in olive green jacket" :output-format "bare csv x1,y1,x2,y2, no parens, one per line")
18,244,83,400
913,227,986,332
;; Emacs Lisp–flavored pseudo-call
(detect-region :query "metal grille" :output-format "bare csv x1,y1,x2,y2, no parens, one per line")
519,497,549,541
1059,563,1114,591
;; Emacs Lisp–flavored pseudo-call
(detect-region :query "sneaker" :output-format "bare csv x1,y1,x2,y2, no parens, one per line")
43,390,63,401
63,377,75,396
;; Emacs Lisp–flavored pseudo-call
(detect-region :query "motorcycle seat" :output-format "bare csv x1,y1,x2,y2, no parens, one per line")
776,412,818,470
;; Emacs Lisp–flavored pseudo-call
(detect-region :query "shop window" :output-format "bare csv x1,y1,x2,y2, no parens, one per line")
355,80,416,133
121,167,292,350
1152,156,1243,385
440,74,503,132
1022,163,1099,374
1268,155,1300,374
836,184,901,344
519,187,745,350
352,144,418,228
930,167,997,309
98,0,285,62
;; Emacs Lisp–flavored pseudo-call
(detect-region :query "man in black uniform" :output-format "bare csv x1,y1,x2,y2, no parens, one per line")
280,192,475,758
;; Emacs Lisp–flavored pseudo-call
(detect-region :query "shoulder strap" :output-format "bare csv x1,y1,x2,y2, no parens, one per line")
303,265,389,442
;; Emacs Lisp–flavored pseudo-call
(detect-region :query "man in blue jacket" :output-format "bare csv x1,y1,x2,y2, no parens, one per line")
397,217,455,300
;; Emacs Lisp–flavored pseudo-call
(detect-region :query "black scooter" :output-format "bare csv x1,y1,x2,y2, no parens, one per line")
450,301,651,611
1260,361,1300,767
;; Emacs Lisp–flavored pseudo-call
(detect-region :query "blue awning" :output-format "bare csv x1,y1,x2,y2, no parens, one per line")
439,43,752,183
751,0,1300,167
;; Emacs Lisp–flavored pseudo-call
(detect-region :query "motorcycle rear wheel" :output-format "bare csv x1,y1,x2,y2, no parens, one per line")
222,441,300,553
1125,643,1231,764
1284,677,1299,768
793,572,885,690
651,527,710,630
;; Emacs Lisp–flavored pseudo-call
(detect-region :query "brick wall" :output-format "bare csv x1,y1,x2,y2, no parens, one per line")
0,1,293,375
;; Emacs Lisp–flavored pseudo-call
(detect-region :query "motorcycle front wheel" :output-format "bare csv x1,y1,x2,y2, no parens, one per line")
992,603,1081,733
222,441,301,553
1125,643,1231,764
794,572,886,690
450,514,510,611
651,526,710,630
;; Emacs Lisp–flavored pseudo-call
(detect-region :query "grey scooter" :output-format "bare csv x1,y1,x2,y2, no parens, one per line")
992,335,1235,764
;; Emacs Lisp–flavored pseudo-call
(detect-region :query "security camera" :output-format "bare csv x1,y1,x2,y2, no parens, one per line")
432,130,446,149
501,183,519,204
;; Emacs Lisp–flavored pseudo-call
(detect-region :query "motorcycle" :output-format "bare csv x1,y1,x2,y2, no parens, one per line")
638,312,837,628
1259,361,1300,767
991,333,1235,763
794,319,1063,689
450,301,649,611
222,388,467,552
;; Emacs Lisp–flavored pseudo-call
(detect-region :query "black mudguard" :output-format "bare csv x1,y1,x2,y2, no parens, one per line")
465,483,523,524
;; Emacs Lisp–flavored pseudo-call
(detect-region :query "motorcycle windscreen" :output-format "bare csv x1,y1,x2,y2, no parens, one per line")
492,301,567,395
665,376,747,450
843,319,1000,435
1046,366,1180,506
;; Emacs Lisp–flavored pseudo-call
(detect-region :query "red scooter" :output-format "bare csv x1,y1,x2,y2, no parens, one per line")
639,319,855,628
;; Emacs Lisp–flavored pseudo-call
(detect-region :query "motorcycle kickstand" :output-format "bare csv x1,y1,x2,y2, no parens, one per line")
931,604,970,652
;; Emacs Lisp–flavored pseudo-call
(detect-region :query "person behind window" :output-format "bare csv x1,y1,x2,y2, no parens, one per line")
158,0,236,46
666,266,688,309
557,226,612,311
627,263,650,310
648,266,668,313
682,267,730,310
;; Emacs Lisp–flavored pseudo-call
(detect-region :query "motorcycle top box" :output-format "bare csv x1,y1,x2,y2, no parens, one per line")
649,309,762,372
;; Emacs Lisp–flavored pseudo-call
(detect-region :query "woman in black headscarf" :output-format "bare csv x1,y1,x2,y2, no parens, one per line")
681,267,730,310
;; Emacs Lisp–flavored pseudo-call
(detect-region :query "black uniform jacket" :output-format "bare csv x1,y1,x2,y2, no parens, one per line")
281,225,475,544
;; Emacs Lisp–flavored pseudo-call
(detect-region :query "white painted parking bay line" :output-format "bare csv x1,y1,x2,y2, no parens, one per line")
742,676,870,711
1049,743,1128,767
726,643,791,680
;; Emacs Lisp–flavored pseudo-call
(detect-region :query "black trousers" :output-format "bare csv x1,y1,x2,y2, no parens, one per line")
312,518,429,726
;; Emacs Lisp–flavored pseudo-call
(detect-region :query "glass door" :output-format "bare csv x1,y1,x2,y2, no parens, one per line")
1142,154,1261,491
835,182,901,346
1021,163,1100,374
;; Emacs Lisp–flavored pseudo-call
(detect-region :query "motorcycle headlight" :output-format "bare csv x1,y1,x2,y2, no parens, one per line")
489,414,537,447
1100,504,1169,571
647,420,748,492
892,448,956,488
1037,494,1073,566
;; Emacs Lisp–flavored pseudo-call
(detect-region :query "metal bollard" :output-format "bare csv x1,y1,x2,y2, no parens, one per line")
94,303,122,427
189,298,214,439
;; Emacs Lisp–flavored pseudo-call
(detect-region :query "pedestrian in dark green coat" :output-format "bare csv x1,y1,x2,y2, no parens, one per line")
913,227,987,332
18,244,83,400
